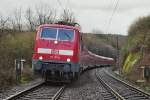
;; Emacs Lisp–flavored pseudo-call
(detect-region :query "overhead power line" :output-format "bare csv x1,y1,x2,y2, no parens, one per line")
57,0,65,11
106,0,120,34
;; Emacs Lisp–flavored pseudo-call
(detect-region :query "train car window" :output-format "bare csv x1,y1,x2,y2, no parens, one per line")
58,29,74,41
41,28,57,39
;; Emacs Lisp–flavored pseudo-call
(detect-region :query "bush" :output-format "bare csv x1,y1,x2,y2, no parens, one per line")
21,65,34,84
121,15,150,78
0,32,35,86
122,52,141,74
128,15,150,51
83,33,117,59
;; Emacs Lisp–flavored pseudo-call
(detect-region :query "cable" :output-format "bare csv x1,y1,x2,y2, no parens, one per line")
57,0,71,11
103,0,114,34
57,0,65,11
106,0,120,34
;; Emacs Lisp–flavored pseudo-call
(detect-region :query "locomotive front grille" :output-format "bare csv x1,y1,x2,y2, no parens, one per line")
42,61,71,72
43,63,64,68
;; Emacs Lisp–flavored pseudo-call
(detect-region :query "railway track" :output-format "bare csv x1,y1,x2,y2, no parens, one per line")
5,81,66,100
96,68,150,100
95,69,124,100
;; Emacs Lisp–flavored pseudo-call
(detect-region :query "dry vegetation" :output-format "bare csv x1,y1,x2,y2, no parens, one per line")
83,33,125,59
121,15,150,87
0,32,35,86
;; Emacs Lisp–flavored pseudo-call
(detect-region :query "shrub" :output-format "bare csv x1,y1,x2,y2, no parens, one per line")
122,52,141,74
0,32,35,86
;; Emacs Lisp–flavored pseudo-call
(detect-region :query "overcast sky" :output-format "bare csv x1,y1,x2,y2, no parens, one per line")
0,0,150,35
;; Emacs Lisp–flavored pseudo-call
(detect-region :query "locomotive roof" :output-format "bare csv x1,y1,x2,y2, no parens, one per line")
37,24,80,31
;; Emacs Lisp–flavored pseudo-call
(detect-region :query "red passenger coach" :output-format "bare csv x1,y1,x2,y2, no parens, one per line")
32,23,82,82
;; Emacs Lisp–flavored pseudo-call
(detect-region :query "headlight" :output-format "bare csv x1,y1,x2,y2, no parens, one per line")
39,56,43,60
67,58,71,62
54,40,58,44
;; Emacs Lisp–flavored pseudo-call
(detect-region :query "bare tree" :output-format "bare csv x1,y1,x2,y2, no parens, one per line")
10,18,17,32
0,15,9,33
25,8,35,31
35,5,56,26
61,9,76,23
11,8,23,32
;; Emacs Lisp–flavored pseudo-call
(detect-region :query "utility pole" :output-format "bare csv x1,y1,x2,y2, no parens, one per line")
116,35,120,73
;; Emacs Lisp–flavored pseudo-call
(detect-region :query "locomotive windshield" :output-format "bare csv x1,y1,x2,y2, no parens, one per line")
58,29,74,41
40,28,74,41
41,28,57,39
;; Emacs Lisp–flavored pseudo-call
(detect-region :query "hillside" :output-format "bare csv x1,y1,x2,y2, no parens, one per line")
120,15,150,91
82,33,126,59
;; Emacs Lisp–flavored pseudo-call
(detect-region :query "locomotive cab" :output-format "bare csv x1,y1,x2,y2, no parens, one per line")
32,24,81,82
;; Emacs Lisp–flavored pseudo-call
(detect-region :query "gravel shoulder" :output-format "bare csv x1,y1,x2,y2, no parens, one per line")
60,69,104,100
0,78,42,100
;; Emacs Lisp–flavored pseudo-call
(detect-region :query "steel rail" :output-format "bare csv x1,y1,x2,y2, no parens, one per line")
51,85,66,100
4,81,45,100
104,70,150,99
95,69,125,100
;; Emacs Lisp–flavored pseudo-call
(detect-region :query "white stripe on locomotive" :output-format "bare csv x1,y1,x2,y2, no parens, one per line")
59,50,73,56
38,48,73,56
38,48,51,54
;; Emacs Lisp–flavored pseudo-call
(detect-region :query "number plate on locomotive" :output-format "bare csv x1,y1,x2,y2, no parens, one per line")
51,49,59,54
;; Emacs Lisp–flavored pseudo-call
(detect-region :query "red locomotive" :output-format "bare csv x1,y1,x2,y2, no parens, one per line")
32,22,83,82
32,21,115,82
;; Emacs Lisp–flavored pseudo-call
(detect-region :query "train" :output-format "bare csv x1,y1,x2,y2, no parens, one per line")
32,21,115,82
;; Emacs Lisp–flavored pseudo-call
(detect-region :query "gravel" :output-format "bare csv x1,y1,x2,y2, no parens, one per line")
0,68,111,100
0,78,42,100
16,84,61,100
60,69,105,100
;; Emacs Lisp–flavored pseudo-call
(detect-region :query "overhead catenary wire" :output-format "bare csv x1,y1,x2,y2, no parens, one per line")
103,0,114,34
104,0,120,69
57,0,65,11
105,0,120,35
57,0,72,11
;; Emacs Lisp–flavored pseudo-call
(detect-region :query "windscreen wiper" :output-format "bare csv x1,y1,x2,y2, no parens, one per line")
64,32,71,40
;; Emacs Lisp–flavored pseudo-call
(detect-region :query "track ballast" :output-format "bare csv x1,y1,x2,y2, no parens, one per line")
5,82,66,100
96,68,150,100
